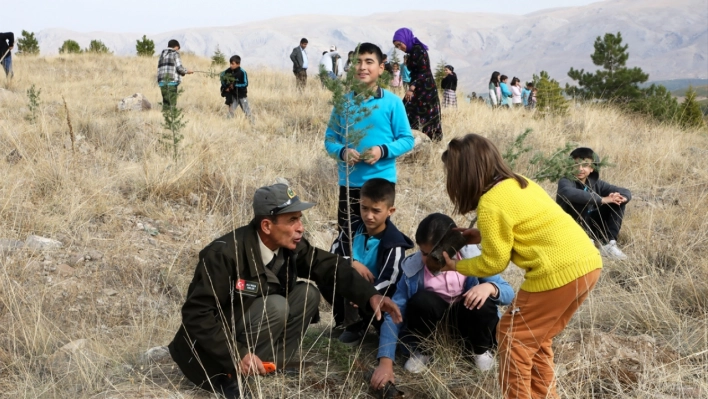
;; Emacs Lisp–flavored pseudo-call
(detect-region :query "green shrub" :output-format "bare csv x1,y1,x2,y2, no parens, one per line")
136,35,155,57
86,40,111,54
59,40,82,54
17,30,40,55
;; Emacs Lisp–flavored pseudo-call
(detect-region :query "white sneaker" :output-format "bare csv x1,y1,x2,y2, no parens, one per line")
600,240,627,260
472,350,495,371
404,351,430,374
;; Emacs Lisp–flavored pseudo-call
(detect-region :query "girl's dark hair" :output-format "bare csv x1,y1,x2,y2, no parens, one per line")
489,71,500,86
415,213,456,246
510,77,520,86
442,134,528,214
500,74,508,82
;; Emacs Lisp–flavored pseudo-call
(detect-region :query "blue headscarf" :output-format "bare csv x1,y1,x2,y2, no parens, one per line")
392,28,429,53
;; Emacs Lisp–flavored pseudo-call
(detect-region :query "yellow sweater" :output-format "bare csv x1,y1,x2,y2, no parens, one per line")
457,178,602,292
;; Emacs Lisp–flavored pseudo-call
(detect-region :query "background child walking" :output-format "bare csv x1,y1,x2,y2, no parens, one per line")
390,63,402,92
220,55,253,122
440,134,602,399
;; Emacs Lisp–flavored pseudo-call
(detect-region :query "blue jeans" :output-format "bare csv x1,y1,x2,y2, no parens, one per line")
1,55,12,78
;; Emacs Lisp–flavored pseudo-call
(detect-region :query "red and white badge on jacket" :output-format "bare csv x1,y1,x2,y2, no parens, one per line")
235,279,259,296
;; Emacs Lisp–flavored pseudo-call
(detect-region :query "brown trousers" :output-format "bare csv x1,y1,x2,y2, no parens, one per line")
497,269,601,399
294,69,307,90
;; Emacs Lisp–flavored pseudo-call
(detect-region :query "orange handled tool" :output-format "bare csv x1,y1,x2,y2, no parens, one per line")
262,362,276,374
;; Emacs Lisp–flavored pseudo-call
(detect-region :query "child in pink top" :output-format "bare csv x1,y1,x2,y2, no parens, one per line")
390,63,402,92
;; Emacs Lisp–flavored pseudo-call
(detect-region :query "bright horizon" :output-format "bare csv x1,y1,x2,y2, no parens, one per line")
6,0,604,34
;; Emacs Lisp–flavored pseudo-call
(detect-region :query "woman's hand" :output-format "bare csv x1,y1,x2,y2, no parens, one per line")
370,358,395,390
453,227,482,245
462,283,497,310
352,260,375,283
404,90,414,101
440,252,458,272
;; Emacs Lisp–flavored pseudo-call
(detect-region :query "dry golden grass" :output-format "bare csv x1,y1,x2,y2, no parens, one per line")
0,54,707,398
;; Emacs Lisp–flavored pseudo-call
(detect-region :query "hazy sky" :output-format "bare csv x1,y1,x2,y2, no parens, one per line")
7,0,604,34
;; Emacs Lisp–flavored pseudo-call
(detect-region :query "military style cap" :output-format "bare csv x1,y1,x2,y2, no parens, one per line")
253,184,315,216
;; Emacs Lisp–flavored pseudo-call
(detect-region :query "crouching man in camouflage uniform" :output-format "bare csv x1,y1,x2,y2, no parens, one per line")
169,183,402,398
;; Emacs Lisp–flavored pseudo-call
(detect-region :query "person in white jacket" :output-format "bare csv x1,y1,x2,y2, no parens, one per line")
319,46,342,80
510,77,523,107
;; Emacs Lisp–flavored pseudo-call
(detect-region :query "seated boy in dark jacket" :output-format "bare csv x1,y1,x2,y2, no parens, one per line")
330,178,413,345
220,55,253,121
556,147,631,260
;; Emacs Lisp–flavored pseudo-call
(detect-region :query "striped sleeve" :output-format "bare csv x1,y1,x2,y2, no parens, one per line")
374,247,404,295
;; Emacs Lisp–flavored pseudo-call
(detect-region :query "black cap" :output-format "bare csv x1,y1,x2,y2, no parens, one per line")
253,184,315,216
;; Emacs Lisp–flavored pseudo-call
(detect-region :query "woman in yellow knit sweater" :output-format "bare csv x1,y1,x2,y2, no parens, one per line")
440,134,602,399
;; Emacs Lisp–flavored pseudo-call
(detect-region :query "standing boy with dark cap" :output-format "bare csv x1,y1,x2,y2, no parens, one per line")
157,39,193,110
169,183,402,398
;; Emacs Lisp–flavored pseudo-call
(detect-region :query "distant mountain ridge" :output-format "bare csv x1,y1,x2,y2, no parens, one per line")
32,0,707,92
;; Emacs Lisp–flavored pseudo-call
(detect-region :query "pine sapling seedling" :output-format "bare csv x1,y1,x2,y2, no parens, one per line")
26,84,41,124
160,78,187,161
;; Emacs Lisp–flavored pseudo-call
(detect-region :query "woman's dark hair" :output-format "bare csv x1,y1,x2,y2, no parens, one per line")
415,213,456,246
500,74,508,82
511,77,520,86
442,134,528,214
489,71,500,86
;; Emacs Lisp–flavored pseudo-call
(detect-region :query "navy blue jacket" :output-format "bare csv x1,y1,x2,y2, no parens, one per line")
331,218,414,297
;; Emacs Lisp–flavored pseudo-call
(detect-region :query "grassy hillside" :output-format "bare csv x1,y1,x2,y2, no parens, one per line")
671,84,708,97
644,78,708,92
0,55,707,399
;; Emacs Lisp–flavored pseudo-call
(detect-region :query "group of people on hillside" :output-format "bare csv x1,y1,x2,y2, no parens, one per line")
488,71,537,108
165,29,632,399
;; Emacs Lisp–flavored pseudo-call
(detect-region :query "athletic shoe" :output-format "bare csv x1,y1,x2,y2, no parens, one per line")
338,325,365,346
472,350,495,371
404,351,430,374
600,240,627,260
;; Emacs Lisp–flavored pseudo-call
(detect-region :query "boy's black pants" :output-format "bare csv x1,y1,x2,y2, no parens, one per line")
583,203,626,244
405,289,499,355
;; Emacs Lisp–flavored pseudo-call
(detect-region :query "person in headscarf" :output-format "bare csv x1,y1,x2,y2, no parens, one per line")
392,28,443,141
441,65,458,108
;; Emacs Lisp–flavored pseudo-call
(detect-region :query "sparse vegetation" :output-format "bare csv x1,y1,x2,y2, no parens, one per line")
85,39,111,54
135,35,155,57
534,70,568,118
25,84,41,123
211,45,226,67
58,39,82,54
434,58,447,92
16,30,40,55
0,55,706,399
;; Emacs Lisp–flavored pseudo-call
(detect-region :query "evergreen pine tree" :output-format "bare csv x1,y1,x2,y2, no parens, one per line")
566,32,648,103
16,30,40,55
136,35,155,57
629,84,680,123
59,40,82,54
534,71,568,118
86,40,111,54
679,86,706,129
390,48,401,65
434,59,447,92
211,45,226,67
